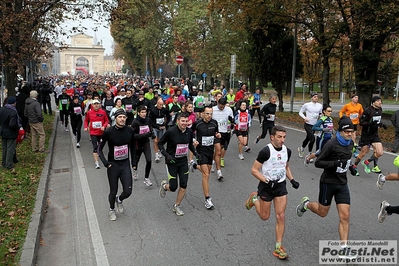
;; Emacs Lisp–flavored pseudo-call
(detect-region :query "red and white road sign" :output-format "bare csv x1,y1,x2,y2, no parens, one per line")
176,55,184,65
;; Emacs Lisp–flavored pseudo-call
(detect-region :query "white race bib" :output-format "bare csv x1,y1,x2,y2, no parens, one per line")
201,136,214,146
92,121,102,129
114,145,128,160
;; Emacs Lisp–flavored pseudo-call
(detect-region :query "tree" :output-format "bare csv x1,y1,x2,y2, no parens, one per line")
0,0,115,97
338,0,399,107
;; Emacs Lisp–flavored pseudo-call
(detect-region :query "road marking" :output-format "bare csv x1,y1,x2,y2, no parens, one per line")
74,139,110,266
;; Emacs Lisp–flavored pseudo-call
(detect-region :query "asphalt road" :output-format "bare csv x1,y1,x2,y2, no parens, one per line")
35,110,399,266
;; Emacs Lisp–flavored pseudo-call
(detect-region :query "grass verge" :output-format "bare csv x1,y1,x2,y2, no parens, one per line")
0,114,54,265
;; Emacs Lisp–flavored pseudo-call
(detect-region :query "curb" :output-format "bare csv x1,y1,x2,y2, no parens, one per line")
19,116,58,266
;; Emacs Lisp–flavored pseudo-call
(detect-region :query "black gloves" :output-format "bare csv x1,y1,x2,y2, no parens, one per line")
349,165,358,176
165,154,176,164
290,179,300,189
334,160,348,168
379,123,388,129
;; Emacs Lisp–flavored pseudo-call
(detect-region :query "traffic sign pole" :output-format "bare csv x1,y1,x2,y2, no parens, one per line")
176,56,184,79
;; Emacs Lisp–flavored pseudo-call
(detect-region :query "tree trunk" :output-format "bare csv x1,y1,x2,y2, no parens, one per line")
5,65,18,97
321,52,330,105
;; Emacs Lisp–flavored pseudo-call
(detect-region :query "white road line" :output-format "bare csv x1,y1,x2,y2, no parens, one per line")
73,137,110,266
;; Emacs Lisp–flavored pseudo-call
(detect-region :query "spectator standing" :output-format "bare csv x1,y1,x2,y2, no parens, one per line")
24,90,46,152
0,97,20,172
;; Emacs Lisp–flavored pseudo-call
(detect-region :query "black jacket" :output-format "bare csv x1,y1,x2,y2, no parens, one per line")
0,105,20,139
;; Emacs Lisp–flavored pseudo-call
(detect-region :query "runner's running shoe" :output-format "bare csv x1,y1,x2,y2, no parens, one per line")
376,174,385,190
220,158,225,167
173,204,184,216
296,196,309,217
298,147,304,158
371,166,381,173
109,210,116,221
95,161,100,169
238,154,244,160
217,170,223,181
378,200,390,223
115,196,124,213
205,198,215,210
245,192,258,210
132,169,138,180
159,180,167,198
273,246,289,259
361,160,371,174
144,178,153,186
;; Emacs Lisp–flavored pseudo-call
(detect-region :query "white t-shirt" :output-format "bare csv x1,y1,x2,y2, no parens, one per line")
299,102,323,125
212,105,234,133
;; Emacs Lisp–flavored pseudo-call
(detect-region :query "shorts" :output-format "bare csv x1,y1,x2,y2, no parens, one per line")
153,128,165,139
257,180,288,202
197,151,214,165
91,135,101,153
318,182,350,206
359,134,381,147
235,130,248,137
166,160,189,191
215,132,231,150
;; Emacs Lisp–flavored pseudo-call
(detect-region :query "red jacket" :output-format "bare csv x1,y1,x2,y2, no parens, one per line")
235,89,245,102
84,108,109,136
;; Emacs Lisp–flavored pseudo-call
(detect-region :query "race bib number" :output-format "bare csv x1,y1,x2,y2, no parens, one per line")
74,107,82,115
114,145,128,160
267,114,275,121
372,116,382,123
92,121,102,129
106,106,113,111
349,113,358,120
268,169,285,181
238,122,248,131
156,118,164,125
198,102,203,107
326,122,333,129
312,113,319,119
175,144,188,158
201,136,214,146
336,159,350,173
139,125,150,134
61,99,68,105
125,104,132,112
218,120,227,127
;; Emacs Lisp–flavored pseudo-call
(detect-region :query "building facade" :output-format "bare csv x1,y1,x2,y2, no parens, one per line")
58,33,105,75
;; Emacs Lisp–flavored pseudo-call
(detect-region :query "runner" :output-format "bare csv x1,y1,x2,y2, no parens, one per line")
245,125,299,260
254,94,277,144
212,98,235,179
131,105,154,186
58,88,70,132
190,106,221,209
84,99,109,169
297,91,323,158
149,98,169,163
296,117,357,256
304,104,334,166
352,96,387,175
235,101,251,160
158,112,199,216
98,108,136,221
339,94,363,150
68,96,83,148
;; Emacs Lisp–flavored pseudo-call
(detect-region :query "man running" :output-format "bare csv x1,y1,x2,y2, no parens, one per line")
339,94,363,147
131,105,154,186
158,112,199,216
255,94,277,144
98,109,136,221
212,98,235,179
245,125,299,260
297,91,323,158
190,106,221,209
352,96,386,175
296,117,357,256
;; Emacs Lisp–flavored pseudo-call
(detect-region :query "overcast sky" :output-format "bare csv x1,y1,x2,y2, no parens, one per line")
60,19,114,55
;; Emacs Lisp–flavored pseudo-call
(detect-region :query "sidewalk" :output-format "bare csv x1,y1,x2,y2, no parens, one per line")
20,116,94,266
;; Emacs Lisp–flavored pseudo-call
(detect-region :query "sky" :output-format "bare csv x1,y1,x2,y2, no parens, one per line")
60,19,114,55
